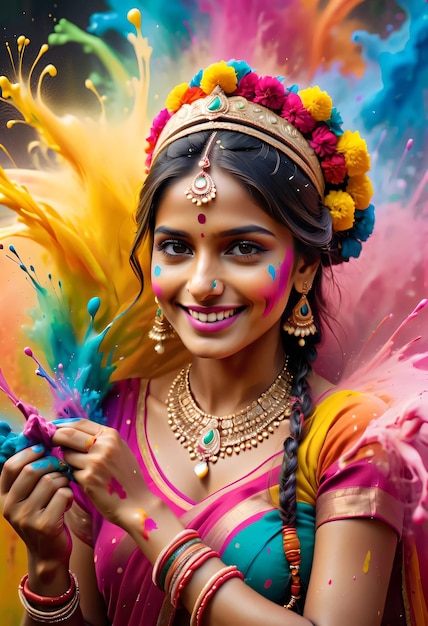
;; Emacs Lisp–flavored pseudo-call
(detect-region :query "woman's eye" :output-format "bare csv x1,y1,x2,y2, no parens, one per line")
156,240,192,256
227,241,264,257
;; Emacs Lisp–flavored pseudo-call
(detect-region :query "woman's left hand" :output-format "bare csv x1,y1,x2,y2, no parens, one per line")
52,420,149,532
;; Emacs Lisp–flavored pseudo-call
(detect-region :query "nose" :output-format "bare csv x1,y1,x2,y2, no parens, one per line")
186,259,224,300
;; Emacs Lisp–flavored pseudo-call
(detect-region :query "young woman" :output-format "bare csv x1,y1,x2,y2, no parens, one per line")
0,60,420,625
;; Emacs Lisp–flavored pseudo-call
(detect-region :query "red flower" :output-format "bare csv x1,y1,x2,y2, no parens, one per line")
281,92,316,133
321,152,347,184
234,72,259,100
309,124,338,157
180,86,206,107
253,76,286,110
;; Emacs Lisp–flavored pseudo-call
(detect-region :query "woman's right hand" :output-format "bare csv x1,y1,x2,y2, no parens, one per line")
0,445,74,572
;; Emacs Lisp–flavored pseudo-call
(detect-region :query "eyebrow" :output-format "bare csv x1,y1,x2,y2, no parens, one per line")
153,225,276,238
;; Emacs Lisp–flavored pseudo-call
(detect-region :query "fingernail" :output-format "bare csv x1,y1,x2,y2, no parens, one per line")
31,444,45,453
51,418,82,425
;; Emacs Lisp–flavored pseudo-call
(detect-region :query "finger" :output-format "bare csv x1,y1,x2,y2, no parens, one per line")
0,444,47,494
3,472,70,523
52,425,106,453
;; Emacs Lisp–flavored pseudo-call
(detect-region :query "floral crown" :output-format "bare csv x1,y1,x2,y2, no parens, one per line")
146,60,375,260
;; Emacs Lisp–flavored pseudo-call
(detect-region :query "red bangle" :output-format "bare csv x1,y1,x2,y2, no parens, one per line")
171,548,219,608
19,571,76,607
190,566,244,626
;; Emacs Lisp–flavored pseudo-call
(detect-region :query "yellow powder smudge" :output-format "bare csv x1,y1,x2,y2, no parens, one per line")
363,549,371,573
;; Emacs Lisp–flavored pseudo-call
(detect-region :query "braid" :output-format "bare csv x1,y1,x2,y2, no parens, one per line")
278,343,315,611
278,354,313,526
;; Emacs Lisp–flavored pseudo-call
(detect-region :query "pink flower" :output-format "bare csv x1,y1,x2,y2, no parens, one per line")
145,108,172,168
321,152,347,184
281,92,316,133
234,72,259,100
146,108,172,150
253,76,286,110
309,124,338,157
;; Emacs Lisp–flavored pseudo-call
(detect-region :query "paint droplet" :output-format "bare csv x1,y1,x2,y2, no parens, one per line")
268,264,276,280
363,550,371,573
112,537,117,544
154,265,161,277
328,579,332,585
353,575,356,581
198,213,206,224
264,579,272,589
234,543,241,549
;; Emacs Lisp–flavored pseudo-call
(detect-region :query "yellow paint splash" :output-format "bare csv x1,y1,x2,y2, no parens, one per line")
363,549,371,574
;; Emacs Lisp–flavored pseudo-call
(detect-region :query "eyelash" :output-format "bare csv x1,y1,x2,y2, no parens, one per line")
155,239,267,260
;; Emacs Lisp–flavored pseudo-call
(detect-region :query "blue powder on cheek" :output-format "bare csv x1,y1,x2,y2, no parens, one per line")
154,265,162,278
268,265,276,281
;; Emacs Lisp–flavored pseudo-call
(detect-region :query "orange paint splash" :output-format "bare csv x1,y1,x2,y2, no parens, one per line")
136,507,158,540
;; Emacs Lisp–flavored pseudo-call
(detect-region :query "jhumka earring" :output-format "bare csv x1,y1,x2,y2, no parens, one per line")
148,298,176,354
184,131,218,206
283,282,317,347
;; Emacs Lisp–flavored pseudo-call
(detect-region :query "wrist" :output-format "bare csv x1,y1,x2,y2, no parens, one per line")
27,558,71,596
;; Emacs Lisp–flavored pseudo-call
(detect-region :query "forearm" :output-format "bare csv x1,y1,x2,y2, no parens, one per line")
126,498,312,626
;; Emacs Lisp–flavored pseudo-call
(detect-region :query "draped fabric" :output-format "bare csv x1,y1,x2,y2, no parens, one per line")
69,379,423,625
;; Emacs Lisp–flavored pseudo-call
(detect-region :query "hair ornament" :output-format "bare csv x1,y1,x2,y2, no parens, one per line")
145,59,375,260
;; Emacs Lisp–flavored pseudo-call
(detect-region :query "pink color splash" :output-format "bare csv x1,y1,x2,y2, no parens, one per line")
136,508,158,540
107,477,127,499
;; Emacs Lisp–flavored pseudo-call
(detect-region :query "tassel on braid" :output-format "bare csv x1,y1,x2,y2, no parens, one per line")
279,355,314,610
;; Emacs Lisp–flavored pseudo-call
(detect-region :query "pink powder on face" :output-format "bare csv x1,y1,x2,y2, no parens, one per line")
107,477,127,499
151,282,162,298
262,248,294,317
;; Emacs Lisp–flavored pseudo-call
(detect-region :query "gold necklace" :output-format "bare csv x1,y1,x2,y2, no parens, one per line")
166,359,292,479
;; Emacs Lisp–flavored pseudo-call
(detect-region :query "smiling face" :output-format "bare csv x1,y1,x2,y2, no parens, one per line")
151,168,307,360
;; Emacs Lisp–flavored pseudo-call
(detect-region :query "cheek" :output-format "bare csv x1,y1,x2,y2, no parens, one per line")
261,249,294,317
151,264,163,298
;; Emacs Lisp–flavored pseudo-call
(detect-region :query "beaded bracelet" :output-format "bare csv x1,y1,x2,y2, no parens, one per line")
190,565,244,626
152,529,201,589
18,572,80,623
20,571,77,607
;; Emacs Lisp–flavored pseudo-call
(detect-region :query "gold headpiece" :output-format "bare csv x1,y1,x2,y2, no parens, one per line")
152,86,324,196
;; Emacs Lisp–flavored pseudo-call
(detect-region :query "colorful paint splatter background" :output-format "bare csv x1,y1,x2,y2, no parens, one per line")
0,1,427,623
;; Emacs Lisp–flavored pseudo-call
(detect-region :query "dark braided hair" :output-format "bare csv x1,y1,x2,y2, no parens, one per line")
130,129,334,605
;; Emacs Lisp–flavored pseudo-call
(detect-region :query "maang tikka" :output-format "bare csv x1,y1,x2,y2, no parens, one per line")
184,131,218,206
148,298,176,354
283,282,316,347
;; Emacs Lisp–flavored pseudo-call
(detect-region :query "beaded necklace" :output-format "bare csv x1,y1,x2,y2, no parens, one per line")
166,360,292,478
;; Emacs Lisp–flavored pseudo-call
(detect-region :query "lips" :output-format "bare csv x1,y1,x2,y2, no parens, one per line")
178,304,245,331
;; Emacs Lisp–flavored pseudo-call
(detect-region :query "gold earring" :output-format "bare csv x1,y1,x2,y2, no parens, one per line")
148,298,176,354
283,282,316,347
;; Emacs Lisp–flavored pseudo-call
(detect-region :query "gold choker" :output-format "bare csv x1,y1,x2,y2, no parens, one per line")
166,360,292,479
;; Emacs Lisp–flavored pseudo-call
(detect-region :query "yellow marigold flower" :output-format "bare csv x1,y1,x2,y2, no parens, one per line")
299,86,332,121
165,83,190,113
324,190,355,232
346,174,374,210
337,130,371,176
200,61,237,95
